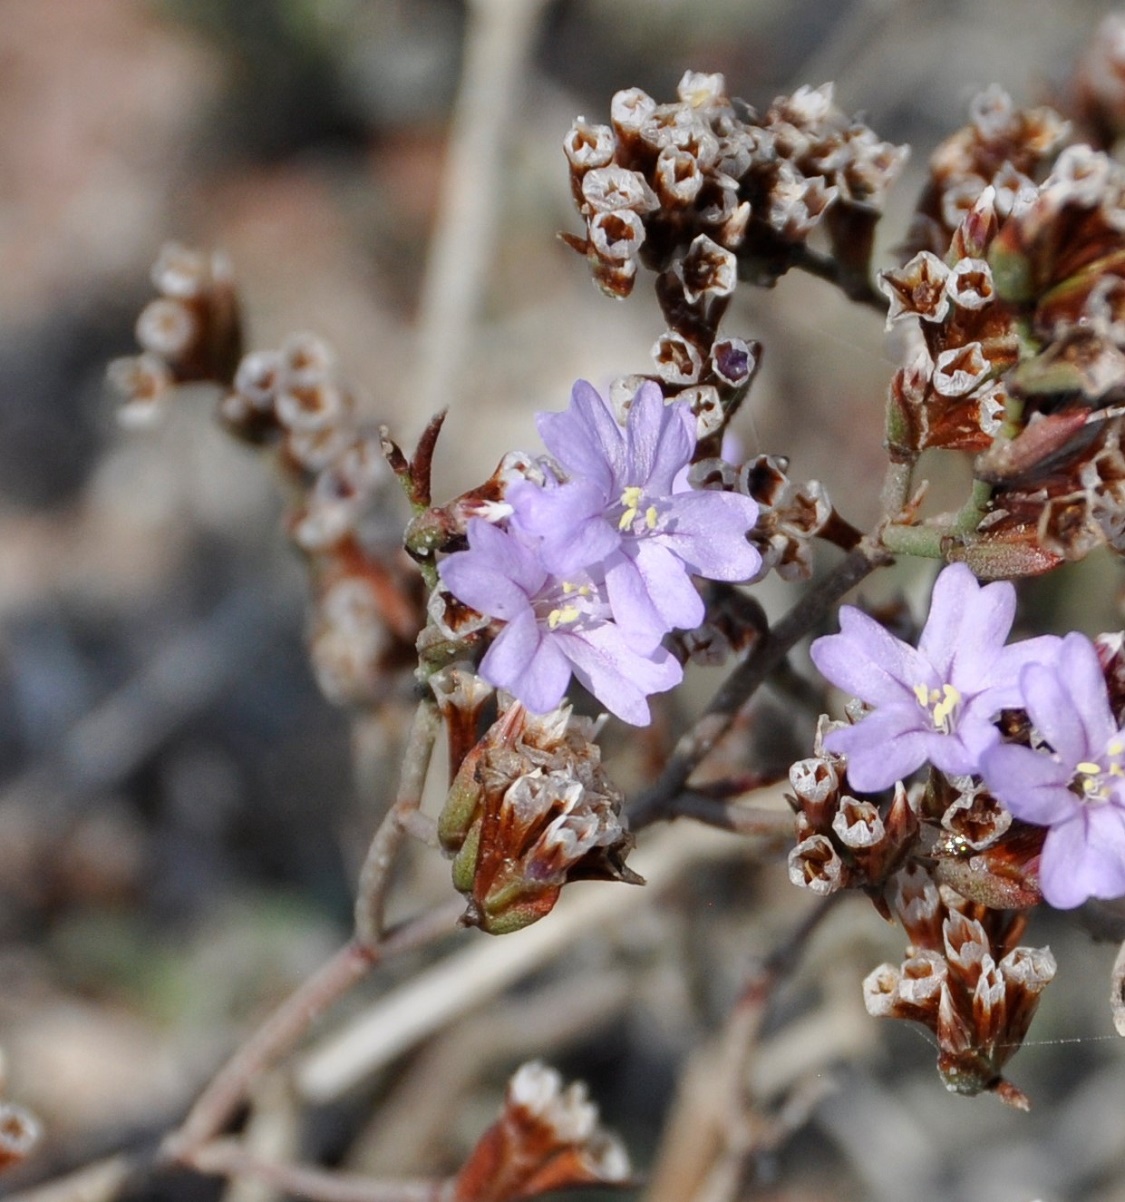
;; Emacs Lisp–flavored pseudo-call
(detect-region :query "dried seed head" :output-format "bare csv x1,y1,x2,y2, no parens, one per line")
610,86,657,139
651,331,703,384
680,233,737,302
151,241,213,300
946,257,995,310
564,118,616,172
588,209,646,263
788,833,848,894
281,331,336,390
710,337,756,388
677,70,726,108
232,349,284,412
832,796,885,849
932,342,991,397
940,783,1012,850
581,165,659,215
880,251,951,326
672,385,724,439
654,144,706,206
891,862,945,952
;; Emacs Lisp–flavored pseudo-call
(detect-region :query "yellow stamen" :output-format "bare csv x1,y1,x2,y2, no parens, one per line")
1077,761,1102,776
932,684,961,730
547,605,580,630
645,505,659,529
619,485,644,531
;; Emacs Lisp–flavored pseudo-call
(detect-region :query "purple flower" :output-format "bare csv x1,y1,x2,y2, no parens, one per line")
809,563,1060,792
439,518,682,725
981,633,1125,909
508,380,761,650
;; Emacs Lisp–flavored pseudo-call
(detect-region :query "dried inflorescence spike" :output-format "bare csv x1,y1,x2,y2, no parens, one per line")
452,1062,631,1202
438,701,640,934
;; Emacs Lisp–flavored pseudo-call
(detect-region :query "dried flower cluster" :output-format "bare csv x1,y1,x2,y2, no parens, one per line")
794,561,1125,1100
108,243,242,426
83,23,1125,1196
883,92,1125,576
437,699,639,935
109,246,423,707
864,864,1055,1110
564,72,907,298
451,1061,630,1201
563,73,906,457
787,716,920,908
908,85,1067,257
221,331,421,704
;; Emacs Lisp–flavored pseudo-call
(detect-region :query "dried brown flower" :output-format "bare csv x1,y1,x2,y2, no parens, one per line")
438,702,640,935
451,1062,630,1202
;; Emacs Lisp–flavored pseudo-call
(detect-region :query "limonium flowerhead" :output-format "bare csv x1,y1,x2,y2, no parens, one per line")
810,563,1060,792
508,379,761,651
438,519,681,726
981,632,1125,909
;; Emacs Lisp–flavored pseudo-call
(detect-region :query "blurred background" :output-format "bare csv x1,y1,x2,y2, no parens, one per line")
4,1,1125,1200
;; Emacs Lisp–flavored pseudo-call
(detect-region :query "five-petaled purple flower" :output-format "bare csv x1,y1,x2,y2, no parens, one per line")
509,380,761,651
981,633,1125,909
439,379,761,725
439,518,682,726
809,563,1060,792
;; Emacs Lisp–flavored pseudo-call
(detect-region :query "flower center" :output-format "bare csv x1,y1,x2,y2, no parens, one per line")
541,578,605,631
912,682,962,734
1071,738,1125,804
617,485,661,534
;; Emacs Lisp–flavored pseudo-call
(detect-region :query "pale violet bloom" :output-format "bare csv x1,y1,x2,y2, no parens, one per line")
508,380,761,651
439,519,682,726
981,633,1125,909
810,563,1060,792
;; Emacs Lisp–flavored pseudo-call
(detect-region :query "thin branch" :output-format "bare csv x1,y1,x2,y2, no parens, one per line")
294,815,771,1104
163,902,462,1165
789,244,886,313
662,792,794,843
1,1156,138,1202
354,698,442,942
189,1141,450,1202
630,540,889,831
